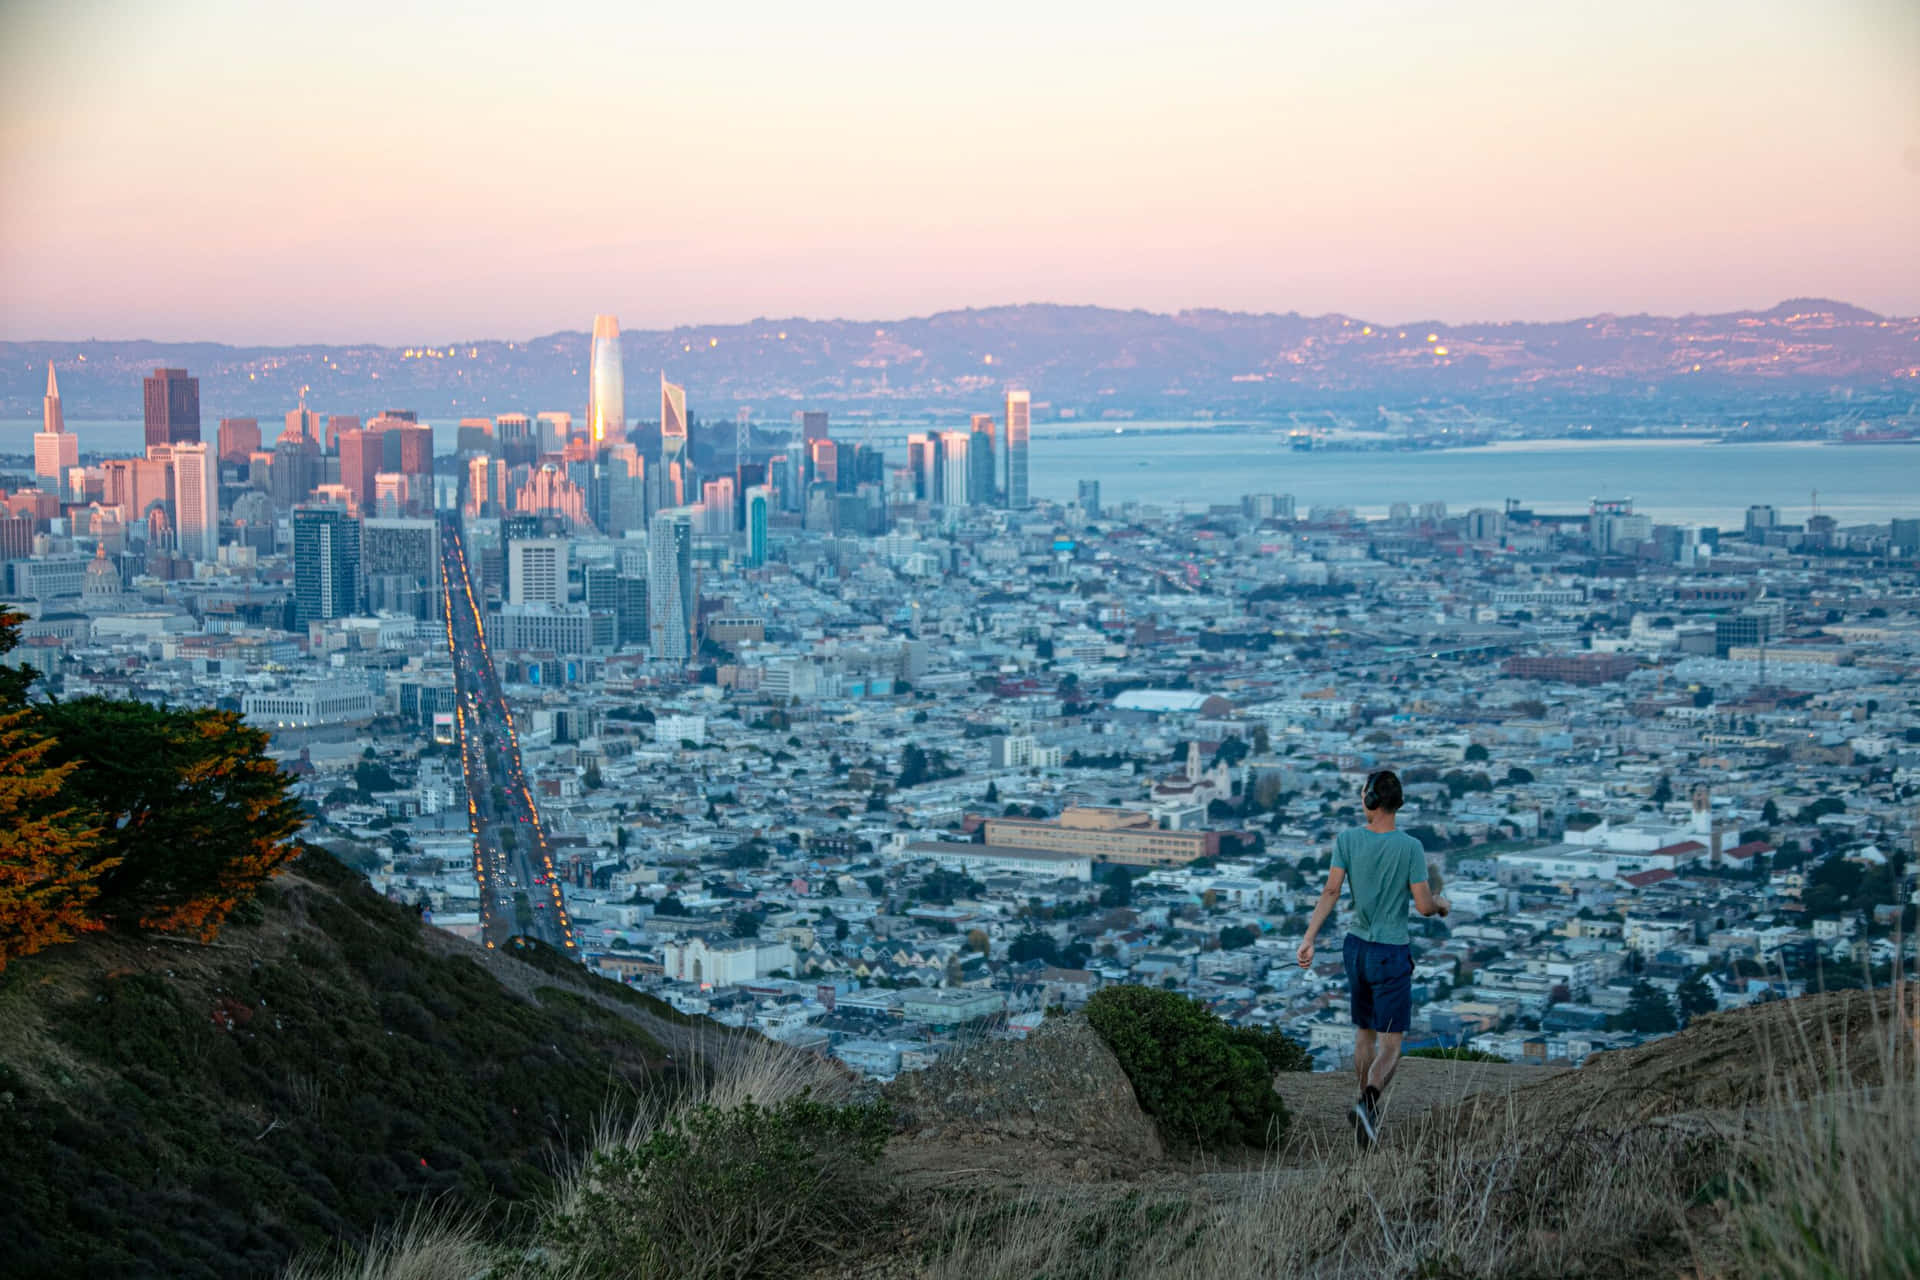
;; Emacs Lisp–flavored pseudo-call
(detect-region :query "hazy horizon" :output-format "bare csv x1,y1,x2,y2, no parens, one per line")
3,0,1916,345
4,294,1909,350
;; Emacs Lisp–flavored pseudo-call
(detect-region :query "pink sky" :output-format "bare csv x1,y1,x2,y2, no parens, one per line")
1,0,1916,344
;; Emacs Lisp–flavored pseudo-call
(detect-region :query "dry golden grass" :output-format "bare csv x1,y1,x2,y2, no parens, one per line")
287,976,1920,1280
283,1206,494,1280
1722,970,1919,1280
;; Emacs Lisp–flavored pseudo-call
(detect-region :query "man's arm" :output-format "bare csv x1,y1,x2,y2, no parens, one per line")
1411,872,1450,918
1296,865,1347,968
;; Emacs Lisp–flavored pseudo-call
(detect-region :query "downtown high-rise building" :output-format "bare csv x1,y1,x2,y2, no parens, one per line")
35,362,77,489
808,438,838,489
1004,389,1030,508
293,506,361,626
801,410,829,443
969,413,998,505
170,442,220,561
324,415,360,452
647,508,695,664
507,537,566,606
338,428,381,514
701,477,736,535
218,417,261,465
939,431,971,506
660,375,690,507
362,517,441,619
745,485,771,568
282,402,321,446
144,368,201,449
906,433,934,501
598,442,646,536
536,411,573,456
1078,479,1101,516
588,314,625,445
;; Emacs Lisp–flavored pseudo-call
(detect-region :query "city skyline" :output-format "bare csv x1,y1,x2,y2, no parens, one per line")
2,1,1916,344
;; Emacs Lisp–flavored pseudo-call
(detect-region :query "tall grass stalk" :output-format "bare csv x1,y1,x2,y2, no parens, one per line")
1727,967,1919,1279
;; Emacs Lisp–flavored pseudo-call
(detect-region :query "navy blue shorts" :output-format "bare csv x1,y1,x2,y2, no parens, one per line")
1344,935,1413,1033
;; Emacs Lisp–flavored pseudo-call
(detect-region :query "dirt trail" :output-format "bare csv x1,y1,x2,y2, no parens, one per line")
1274,1057,1565,1159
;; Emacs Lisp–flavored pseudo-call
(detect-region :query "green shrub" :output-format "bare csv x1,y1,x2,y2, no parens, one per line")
546,1093,892,1279
1084,985,1295,1152
1407,1046,1508,1063
1226,1023,1314,1074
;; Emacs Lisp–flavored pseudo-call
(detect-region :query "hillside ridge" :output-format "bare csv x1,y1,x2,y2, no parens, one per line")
0,846,727,1279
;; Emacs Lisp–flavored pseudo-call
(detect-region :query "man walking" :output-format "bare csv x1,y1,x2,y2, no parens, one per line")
1296,769,1448,1147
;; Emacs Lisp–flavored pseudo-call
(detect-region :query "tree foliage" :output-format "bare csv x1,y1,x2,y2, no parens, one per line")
33,697,305,939
1676,972,1718,1024
1621,979,1679,1034
0,710,111,971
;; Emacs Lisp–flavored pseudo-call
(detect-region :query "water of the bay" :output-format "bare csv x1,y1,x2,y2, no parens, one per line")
6,420,1915,529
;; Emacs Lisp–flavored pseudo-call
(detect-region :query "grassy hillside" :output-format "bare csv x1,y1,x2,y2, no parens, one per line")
0,847,692,1280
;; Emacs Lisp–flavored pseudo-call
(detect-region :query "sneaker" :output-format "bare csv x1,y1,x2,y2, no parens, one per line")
1352,1092,1378,1148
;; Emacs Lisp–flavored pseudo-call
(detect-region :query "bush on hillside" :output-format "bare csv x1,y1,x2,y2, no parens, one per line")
546,1093,892,1280
1085,985,1303,1151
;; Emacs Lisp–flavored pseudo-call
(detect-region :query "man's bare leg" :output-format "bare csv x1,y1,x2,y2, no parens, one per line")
1365,1031,1405,1095
1353,1029,1377,1093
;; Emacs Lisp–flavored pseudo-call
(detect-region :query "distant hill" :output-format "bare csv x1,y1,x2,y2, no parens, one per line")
0,847,716,1279
5,299,1915,423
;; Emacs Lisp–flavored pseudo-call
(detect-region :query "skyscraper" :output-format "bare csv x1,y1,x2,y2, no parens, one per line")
42,360,63,435
218,417,261,465
969,413,997,505
1078,480,1101,516
701,477,736,535
536,411,573,456
745,485,771,568
338,429,381,514
588,314,625,445
1004,389,1030,508
808,438,838,488
143,368,201,449
361,517,441,619
282,401,320,446
293,506,361,626
600,442,646,536
507,538,566,606
906,433,934,501
647,509,695,664
939,431,971,506
802,410,829,443
35,362,77,488
170,442,219,561
660,375,690,506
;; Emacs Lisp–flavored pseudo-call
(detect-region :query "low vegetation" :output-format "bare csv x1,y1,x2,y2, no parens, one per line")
0,847,674,1278
1084,983,1309,1151
544,1093,891,1279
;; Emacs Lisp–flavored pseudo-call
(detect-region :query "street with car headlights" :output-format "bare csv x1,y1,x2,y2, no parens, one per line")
439,516,576,952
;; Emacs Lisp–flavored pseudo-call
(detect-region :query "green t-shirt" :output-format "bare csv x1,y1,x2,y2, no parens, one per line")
1331,826,1427,946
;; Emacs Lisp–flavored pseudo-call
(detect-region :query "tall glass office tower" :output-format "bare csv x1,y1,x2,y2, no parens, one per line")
647,508,695,664
1004,389,1030,508
745,485,771,568
588,315,625,445
660,374,690,506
